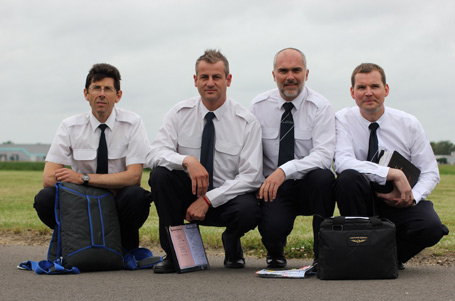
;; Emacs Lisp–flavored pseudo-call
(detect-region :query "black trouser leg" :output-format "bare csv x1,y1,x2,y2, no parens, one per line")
149,167,195,256
334,169,374,216
149,166,260,259
115,186,152,250
377,200,449,262
259,168,335,259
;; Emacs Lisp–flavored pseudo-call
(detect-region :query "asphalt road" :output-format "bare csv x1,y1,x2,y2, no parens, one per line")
1,245,454,301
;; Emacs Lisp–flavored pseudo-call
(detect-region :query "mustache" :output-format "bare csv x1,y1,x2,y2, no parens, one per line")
284,80,298,86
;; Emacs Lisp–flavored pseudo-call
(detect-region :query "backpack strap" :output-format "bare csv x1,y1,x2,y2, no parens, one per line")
18,259,80,275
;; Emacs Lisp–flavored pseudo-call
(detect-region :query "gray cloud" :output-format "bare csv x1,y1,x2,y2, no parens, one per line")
1,0,454,144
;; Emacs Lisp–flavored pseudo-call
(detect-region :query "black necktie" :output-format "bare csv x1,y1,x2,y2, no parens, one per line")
97,124,108,174
367,122,380,163
278,102,294,166
200,112,215,190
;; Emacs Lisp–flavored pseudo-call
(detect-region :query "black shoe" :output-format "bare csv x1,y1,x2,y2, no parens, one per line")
221,232,244,269
266,256,287,269
153,257,176,274
224,257,245,269
397,261,405,270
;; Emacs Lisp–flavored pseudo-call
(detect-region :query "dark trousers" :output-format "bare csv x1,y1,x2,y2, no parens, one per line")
259,169,335,259
149,167,261,260
34,185,152,250
335,169,449,263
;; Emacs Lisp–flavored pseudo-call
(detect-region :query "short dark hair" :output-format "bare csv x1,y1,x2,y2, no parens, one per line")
195,49,230,77
85,63,121,91
351,63,386,87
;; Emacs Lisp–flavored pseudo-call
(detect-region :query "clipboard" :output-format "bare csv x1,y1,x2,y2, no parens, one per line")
166,223,210,273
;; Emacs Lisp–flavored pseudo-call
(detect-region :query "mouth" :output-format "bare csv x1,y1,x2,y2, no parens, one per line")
284,82,298,88
363,98,377,104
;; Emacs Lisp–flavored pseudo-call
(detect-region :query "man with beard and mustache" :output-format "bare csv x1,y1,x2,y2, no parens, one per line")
250,48,336,269
334,63,448,270
33,63,152,252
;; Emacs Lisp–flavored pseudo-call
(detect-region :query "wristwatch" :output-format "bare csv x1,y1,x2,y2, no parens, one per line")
82,173,90,186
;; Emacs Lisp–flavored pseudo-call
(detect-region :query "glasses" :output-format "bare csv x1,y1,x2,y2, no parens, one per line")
89,85,117,95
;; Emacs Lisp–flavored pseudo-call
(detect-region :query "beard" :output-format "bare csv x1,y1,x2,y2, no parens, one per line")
281,80,304,99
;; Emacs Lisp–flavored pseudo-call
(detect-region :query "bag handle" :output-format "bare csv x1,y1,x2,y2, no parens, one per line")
332,216,383,228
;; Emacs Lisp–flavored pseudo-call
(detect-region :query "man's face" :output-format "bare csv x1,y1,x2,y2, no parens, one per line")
194,60,231,107
351,70,389,119
273,50,309,101
84,77,122,122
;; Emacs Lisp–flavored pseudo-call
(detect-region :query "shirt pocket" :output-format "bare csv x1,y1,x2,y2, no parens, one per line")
294,128,313,157
177,136,201,158
261,128,279,140
261,127,279,159
73,149,96,161
215,140,242,169
109,146,128,160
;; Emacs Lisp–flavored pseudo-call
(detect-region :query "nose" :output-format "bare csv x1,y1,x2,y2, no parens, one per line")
286,71,295,81
365,87,373,95
207,77,215,86
98,88,107,97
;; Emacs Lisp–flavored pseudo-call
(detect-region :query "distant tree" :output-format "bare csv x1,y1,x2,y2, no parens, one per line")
430,140,455,155
2,140,13,145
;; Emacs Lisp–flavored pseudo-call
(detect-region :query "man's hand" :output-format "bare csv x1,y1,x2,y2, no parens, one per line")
185,197,210,222
183,156,209,197
377,187,415,208
54,168,84,185
258,168,286,202
376,168,414,208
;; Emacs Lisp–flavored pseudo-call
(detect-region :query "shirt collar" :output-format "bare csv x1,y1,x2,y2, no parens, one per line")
89,108,116,132
358,106,387,128
199,98,229,121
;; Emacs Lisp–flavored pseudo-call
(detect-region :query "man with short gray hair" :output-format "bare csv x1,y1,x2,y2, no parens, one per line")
251,48,336,269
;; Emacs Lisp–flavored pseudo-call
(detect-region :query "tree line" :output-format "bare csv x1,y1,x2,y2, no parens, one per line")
430,141,455,155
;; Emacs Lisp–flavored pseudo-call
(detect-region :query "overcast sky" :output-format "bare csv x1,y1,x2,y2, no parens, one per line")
1,0,454,145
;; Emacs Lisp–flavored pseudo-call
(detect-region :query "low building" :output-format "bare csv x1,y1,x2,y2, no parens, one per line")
0,144,50,162
435,152,455,165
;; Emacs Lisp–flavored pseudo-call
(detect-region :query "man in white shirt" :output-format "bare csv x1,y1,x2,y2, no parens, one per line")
34,63,152,251
250,48,336,269
334,63,448,268
148,49,263,273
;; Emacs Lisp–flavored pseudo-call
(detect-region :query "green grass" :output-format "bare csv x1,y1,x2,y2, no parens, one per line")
1,165,454,259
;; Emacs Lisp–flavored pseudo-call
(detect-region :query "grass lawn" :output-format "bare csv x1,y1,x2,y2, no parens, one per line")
0,166,454,260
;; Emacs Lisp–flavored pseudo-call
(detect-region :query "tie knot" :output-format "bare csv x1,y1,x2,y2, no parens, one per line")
98,124,108,132
369,122,379,132
205,112,215,121
283,102,294,113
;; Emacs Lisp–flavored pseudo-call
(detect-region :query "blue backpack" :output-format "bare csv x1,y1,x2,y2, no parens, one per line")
19,182,161,274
